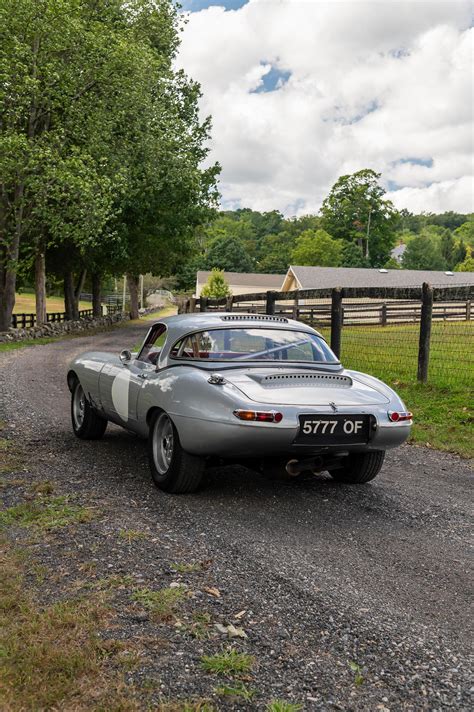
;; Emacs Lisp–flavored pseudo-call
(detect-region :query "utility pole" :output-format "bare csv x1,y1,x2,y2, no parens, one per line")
122,275,127,311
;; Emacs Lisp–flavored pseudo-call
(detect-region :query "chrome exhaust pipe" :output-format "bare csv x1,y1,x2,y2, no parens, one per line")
286,456,324,476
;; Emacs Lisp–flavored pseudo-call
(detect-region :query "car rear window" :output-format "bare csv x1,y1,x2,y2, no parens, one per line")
170,328,338,363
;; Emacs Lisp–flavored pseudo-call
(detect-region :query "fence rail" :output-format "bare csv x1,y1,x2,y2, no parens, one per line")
182,283,473,386
11,306,121,329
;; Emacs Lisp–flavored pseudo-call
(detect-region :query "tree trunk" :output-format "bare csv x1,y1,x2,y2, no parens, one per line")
92,273,102,318
0,187,23,332
35,250,47,325
74,268,87,307
127,273,140,320
64,272,77,320
0,258,17,331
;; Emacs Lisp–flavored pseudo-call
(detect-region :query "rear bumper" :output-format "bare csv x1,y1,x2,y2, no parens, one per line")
173,413,411,458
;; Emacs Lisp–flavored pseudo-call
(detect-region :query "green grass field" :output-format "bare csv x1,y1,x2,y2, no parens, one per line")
320,322,473,458
13,293,91,314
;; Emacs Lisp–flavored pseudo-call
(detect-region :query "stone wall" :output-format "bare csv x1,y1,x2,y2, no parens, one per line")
0,311,130,344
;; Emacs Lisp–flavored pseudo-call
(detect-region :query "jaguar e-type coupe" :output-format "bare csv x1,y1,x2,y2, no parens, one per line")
68,313,412,493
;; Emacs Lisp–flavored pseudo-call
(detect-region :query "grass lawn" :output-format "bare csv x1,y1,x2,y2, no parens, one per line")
324,321,473,459
13,293,91,314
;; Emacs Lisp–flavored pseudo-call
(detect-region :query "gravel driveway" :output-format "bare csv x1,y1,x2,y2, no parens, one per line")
1,323,472,710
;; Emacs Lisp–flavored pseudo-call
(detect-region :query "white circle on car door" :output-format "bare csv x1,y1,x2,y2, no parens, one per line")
111,370,130,421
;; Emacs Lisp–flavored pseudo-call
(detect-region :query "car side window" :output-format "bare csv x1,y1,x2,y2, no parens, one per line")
137,324,167,364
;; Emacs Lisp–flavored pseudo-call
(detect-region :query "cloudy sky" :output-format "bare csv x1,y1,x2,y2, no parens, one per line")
177,0,473,216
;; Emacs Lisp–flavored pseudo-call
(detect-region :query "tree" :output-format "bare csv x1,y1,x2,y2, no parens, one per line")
340,241,369,268
402,235,446,271
321,169,398,266
204,235,254,273
201,269,231,299
257,230,294,273
452,239,467,267
0,0,219,328
454,220,474,248
291,229,342,267
440,231,456,270
454,247,474,272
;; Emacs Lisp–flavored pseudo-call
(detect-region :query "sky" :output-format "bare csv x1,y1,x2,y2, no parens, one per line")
176,0,474,216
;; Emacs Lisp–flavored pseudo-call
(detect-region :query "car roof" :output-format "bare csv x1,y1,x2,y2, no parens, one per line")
152,312,321,341
147,313,327,370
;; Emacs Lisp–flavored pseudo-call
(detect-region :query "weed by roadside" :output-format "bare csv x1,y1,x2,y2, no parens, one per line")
201,648,255,677
0,541,140,711
119,528,149,543
132,585,187,620
214,681,257,701
266,702,303,712
0,496,94,530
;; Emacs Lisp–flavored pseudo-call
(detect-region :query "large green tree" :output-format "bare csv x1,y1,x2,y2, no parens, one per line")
0,0,218,327
321,169,398,267
291,229,342,267
204,235,254,273
402,234,446,271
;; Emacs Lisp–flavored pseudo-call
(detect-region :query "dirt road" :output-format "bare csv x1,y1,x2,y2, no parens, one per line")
1,323,472,710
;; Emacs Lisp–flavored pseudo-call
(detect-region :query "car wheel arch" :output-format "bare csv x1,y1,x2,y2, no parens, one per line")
67,370,79,392
146,406,164,429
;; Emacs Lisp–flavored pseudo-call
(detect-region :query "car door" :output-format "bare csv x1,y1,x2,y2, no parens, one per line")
98,324,167,429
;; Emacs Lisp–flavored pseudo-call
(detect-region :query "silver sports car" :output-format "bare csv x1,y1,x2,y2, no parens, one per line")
68,313,412,493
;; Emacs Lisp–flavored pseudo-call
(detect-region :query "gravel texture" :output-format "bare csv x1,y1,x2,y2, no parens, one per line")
0,323,472,710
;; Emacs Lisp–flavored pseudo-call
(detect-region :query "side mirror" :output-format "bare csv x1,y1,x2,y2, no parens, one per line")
119,349,132,363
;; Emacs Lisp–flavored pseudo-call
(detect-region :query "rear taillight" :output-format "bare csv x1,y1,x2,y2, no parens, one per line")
234,410,283,423
388,411,413,422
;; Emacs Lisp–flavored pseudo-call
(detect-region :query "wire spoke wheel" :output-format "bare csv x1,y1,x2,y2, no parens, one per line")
152,413,175,476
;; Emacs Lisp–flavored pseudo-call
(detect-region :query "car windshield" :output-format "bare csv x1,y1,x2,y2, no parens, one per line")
170,328,338,363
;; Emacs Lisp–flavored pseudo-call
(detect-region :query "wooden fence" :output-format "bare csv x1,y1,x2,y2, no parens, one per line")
10,304,125,329
181,283,473,383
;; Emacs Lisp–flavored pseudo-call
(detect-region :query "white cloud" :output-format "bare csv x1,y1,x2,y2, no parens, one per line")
177,0,474,215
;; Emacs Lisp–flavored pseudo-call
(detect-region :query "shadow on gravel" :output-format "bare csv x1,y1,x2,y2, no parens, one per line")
60,425,405,528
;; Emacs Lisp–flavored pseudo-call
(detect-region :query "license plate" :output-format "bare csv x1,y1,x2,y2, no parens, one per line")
295,414,370,445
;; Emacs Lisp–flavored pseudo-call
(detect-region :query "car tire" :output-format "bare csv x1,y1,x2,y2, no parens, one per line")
148,410,204,494
71,381,107,439
328,450,385,484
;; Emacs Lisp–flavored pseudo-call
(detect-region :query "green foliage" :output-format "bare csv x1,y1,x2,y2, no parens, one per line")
402,234,446,270
204,235,254,272
291,229,342,266
349,661,364,686
0,496,93,530
0,0,219,327
340,241,369,268
200,648,255,676
454,219,474,247
454,246,474,272
201,269,231,299
266,701,303,712
383,257,401,270
214,682,257,701
321,169,398,266
131,586,186,619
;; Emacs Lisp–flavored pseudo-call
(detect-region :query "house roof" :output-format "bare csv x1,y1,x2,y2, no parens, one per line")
391,244,407,259
197,270,284,288
284,265,474,290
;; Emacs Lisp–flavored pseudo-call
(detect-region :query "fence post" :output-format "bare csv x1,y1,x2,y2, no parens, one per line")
189,297,196,313
226,295,233,312
417,282,433,383
292,292,299,320
200,297,208,313
381,303,387,326
330,287,343,358
266,291,277,315
466,300,471,321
